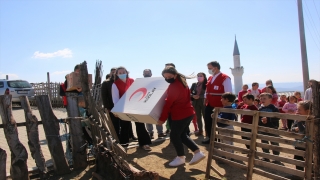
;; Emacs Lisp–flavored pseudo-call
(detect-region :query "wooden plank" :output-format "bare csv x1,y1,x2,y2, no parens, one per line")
214,142,250,154
257,126,305,139
216,127,252,138
254,159,304,178
217,117,253,129
305,117,314,180
20,96,48,178
253,168,290,180
256,134,306,149
212,155,247,170
66,93,88,170
259,111,308,121
0,121,43,128
0,148,6,180
215,134,251,146
205,109,219,179
0,95,29,180
256,142,305,156
36,95,71,175
255,152,305,167
210,166,223,178
218,108,258,116
213,149,248,162
247,111,260,180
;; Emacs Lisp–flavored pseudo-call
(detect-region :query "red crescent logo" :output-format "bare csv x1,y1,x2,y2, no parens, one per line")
129,88,147,101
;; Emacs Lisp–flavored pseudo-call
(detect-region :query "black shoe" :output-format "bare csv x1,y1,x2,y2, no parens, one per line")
121,143,129,148
158,133,166,138
261,158,270,162
202,139,210,144
165,129,171,134
130,136,138,141
149,133,154,139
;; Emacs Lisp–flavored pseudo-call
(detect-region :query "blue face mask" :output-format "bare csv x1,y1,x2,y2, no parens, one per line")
118,74,127,79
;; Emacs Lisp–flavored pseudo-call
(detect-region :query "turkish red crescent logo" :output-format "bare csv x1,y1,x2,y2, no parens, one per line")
129,88,147,101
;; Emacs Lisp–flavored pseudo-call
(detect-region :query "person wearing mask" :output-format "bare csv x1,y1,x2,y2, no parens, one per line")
112,66,151,150
143,69,166,139
202,61,232,144
190,72,207,136
157,66,205,166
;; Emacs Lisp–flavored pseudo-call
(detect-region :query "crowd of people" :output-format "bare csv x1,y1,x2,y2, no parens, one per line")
61,61,316,168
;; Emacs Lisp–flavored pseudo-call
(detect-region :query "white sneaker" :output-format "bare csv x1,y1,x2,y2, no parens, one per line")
169,156,185,167
189,151,206,165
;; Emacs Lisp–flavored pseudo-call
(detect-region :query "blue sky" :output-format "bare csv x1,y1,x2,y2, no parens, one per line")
0,0,319,87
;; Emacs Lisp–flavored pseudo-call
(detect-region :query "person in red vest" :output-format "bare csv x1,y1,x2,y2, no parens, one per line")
111,66,151,150
202,61,233,144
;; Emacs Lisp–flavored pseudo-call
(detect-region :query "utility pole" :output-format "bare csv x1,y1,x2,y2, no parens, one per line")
297,0,309,92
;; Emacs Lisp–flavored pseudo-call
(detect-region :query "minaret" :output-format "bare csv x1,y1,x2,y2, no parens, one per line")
230,36,244,94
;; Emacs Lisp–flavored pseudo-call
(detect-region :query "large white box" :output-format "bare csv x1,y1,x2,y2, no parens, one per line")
111,77,169,124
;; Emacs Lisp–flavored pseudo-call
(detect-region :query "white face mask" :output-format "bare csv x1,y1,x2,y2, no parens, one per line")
208,69,213,75
197,77,204,82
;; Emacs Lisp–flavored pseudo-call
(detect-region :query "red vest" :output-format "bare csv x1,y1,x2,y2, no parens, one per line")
206,73,229,107
114,78,134,98
60,83,68,106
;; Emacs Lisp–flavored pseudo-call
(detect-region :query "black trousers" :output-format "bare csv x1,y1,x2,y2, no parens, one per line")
287,119,294,130
119,120,151,146
109,112,121,138
260,132,280,155
241,127,251,149
294,146,305,171
204,105,215,138
169,115,199,156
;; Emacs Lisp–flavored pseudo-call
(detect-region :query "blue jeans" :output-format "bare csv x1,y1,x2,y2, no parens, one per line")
146,124,163,134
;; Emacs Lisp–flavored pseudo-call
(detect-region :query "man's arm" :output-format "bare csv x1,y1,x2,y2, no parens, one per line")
223,77,232,93
111,83,120,105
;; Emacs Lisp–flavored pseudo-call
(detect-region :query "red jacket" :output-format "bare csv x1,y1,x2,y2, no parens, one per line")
278,100,286,113
159,78,194,121
239,104,258,124
60,83,68,106
238,90,248,102
114,78,134,98
206,73,229,107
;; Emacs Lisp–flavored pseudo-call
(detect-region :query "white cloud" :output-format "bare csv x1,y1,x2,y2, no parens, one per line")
52,70,71,75
0,72,19,80
33,48,73,59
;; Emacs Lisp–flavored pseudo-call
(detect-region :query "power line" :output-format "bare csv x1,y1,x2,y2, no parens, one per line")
303,0,320,41
304,19,320,51
312,0,320,22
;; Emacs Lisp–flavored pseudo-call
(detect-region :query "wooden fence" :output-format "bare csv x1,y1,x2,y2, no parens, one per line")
30,82,64,107
205,108,316,180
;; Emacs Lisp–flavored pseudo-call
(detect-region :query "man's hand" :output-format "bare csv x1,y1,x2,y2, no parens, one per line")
113,113,119,118
77,87,82,92
261,117,267,124
157,120,165,126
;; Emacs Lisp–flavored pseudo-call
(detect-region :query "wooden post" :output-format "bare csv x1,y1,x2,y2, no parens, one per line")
66,92,88,170
47,72,52,101
36,95,71,175
0,148,7,180
246,111,259,180
305,116,314,180
19,96,48,179
311,80,320,179
205,108,221,179
0,95,29,180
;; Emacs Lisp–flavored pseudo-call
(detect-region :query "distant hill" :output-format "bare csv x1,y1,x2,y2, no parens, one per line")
272,82,304,92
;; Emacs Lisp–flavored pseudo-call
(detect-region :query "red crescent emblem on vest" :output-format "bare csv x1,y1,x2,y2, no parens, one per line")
129,88,147,101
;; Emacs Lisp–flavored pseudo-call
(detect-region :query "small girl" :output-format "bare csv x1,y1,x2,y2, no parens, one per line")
294,91,303,102
254,98,261,108
291,100,312,171
282,95,298,130
265,85,278,106
278,95,287,130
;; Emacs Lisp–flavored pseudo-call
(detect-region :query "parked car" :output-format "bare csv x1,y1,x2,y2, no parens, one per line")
0,79,35,103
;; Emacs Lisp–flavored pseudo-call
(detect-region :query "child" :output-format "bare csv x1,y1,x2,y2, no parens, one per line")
265,85,278,106
282,95,298,130
248,82,261,99
254,98,261,108
218,92,237,155
258,93,280,163
278,95,287,130
294,91,303,102
291,100,311,171
238,93,258,149
232,99,239,109
238,84,248,103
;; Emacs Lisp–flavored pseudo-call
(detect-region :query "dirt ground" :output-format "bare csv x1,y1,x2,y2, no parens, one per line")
125,126,300,180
